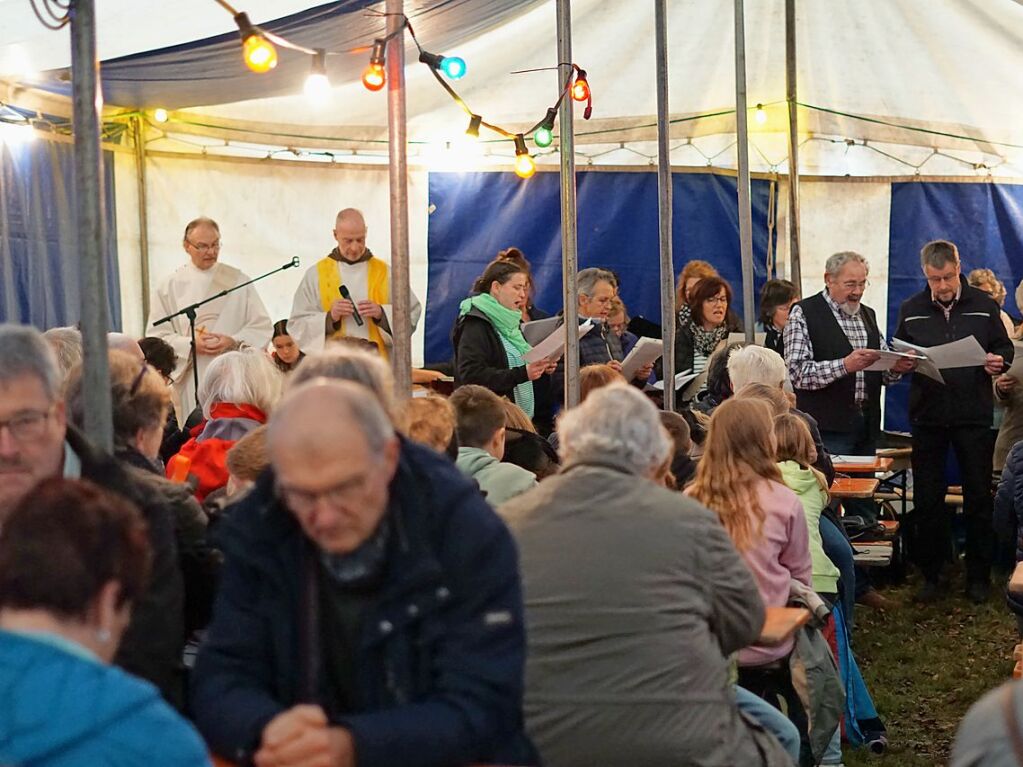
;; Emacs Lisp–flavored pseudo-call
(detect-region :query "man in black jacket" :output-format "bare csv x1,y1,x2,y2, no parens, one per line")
894,240,1013,604
192,379,537,767
0,324,186,706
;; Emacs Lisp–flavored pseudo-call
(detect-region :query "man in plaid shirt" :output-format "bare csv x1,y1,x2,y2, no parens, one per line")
784,252,917,456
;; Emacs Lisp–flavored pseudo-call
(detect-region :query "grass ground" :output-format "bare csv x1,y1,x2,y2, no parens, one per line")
842,568,1016,766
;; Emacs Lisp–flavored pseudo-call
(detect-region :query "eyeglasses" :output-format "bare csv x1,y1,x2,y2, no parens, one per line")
186,239,222,254
129,362,149,396
705,295,729,305
0,407,56,442
276,473,371,514
926,273,958,286
838,280,870,290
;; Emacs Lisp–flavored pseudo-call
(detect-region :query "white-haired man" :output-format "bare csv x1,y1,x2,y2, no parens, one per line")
784,251,916,456
288,208,422,358
500,383,796,767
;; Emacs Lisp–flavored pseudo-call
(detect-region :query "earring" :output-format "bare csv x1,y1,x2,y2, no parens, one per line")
96,628,112,644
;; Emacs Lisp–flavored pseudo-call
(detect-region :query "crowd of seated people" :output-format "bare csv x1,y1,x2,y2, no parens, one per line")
14,247,1023,767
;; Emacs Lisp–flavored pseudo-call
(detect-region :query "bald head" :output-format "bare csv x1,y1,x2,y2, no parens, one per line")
333,209,368,262
270,379,399,553
108,332,144,361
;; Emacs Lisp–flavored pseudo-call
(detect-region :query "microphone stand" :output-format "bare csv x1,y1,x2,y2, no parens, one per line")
152,257,300,411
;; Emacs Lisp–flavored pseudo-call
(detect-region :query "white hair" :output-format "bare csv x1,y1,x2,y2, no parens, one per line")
557,383,671,475
288,345,396,421
0,324,62,401
198,349,283,418
825,251,869,277
727,345,788,391
42,326,83,380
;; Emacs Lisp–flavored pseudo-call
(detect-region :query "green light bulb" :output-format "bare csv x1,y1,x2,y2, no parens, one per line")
534,126,553,148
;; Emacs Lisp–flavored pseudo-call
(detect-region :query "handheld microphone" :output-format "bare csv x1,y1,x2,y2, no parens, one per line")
339,284,364,326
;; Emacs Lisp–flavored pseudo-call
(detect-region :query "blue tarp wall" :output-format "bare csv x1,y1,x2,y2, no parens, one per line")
425,170,774,363
0,139,121,329
885,181,1023,432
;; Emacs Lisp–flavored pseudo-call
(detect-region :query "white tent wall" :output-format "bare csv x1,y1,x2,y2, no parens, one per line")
113,153,431,364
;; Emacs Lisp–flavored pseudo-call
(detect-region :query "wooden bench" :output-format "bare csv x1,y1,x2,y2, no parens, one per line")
831,457,894,474
829,477,879,499
759,606,811,646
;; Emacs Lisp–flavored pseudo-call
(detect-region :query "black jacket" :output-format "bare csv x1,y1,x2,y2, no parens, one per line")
67,426,186,708
191,439,537,767
894,279,1013,427
453,308,529,396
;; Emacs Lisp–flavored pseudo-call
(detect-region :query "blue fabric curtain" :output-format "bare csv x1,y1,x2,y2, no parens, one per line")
424,170,774,363
0,138,121,330
884,181,1023,431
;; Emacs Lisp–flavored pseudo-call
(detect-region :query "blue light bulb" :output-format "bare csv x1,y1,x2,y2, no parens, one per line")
440,56,466,80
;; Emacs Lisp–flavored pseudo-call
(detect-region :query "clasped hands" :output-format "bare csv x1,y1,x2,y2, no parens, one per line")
254,705,354,767
330,299,383,323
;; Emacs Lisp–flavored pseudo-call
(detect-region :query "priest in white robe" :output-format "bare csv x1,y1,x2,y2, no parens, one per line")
288,208,421,358
146,217,273,421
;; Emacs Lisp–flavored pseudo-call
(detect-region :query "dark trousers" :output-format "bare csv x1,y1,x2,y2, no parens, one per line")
819,408,877,457
911,423,994,584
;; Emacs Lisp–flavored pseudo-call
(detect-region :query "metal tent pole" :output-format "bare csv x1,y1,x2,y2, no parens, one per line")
654,0,676,411
132,115,152,329
785,0,802,292
386,0,412,400
733,0,756,342
556,0,580,408
70,0,112,449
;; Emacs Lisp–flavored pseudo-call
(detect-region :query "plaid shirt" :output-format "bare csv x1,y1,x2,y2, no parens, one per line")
784,291,898,404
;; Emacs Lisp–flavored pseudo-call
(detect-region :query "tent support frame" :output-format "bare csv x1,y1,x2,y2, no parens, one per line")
71,0,113,449
386,0,412,400
557,0,580,407
655,0,676,411
132,115,152,328
734,0,756,342
785,0,802,291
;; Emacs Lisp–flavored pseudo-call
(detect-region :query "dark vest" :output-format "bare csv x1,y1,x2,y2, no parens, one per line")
794,292,883,435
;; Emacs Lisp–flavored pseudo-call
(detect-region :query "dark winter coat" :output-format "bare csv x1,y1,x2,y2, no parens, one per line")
191,439,537,767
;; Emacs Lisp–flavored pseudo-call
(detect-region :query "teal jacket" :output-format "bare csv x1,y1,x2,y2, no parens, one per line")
456,447,537,507
0,629,209,766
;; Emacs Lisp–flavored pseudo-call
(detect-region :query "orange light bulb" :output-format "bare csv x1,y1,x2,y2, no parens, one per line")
571,77,590,102
362,62,386,91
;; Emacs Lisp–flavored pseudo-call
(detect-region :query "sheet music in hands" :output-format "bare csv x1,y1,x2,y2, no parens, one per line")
651,369,700,391
523,320,594,364
620,337,664,380
863,349,922,372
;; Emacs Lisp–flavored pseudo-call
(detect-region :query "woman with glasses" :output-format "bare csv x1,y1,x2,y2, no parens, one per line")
65,350,220,640
670,276,742,385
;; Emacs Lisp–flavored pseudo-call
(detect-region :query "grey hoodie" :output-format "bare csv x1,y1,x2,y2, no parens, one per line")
456,446,537,506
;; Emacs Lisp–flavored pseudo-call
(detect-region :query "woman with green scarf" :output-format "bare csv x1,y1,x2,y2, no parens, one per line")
454,260,556,420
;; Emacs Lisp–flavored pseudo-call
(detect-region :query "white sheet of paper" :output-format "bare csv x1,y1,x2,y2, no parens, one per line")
620,337,664,380
523,320,593,364
727,332,767,347
890,339,945,383
831,454,877,464
522,316,562,346
651,369,699,391
893,336,987,369
863,349,921,372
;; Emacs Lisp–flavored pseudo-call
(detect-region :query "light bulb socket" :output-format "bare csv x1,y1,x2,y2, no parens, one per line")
539,107,557,132
513,134,529,157
234,12,255,39
418,50,444,69
311,49,327,77
466,114,482,138
369,39,386,67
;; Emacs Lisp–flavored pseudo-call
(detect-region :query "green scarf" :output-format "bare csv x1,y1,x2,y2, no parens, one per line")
459,294,531,354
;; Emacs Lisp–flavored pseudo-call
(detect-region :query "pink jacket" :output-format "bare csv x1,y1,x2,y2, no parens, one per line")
737,479,813,666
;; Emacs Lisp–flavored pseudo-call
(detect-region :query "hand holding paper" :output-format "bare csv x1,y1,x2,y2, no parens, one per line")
523,320,594,364
620,337,663,380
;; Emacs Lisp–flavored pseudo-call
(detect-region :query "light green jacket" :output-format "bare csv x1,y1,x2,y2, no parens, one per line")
778,460,841,594
456,447,537,507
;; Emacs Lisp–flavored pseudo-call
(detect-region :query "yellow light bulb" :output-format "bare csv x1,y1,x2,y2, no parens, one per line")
514,152,536,179
243,34,278,74
754,104,767,125
153,108,169,123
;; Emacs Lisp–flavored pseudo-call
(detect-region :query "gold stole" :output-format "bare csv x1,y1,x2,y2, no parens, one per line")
316,256,390,358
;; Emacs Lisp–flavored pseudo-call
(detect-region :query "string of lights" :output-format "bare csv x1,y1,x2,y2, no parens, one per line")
211,2,594,178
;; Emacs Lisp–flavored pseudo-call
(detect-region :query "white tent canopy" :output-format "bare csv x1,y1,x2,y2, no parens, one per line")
4,0,1023,176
